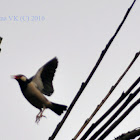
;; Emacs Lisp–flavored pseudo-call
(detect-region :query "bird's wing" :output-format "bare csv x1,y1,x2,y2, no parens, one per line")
30,57,58,96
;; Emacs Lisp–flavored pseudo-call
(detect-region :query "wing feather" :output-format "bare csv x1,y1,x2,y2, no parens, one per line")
31,57,58,96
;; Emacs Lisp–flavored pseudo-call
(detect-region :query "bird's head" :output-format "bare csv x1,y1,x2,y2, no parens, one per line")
12,74,28,82
12,74,30,92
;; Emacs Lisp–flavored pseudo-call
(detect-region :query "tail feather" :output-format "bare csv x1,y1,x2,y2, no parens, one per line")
50,102,67,115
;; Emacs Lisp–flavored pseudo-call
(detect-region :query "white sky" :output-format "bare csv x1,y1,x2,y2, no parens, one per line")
0,0,140,140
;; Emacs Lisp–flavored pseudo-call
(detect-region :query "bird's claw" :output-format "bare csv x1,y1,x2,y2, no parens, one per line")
35,114,47,123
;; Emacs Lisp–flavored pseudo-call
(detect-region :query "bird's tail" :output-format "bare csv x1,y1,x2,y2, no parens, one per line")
50,102,67,115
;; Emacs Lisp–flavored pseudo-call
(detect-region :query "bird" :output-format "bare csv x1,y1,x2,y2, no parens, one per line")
12,57,67,123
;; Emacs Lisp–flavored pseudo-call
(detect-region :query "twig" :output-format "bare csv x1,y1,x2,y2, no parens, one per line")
114,128,140,140
80,77,140,139
49,35,109,140
49,11,112,140
89,87,140,140
73,0,140,140
73,0,137,139
49,0,137,139
0,37,2,52
97,97,140,140
78,51,139,140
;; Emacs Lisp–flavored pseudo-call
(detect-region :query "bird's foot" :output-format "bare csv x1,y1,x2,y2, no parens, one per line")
35,114,47,123
36,115,41,123
35,108,46,123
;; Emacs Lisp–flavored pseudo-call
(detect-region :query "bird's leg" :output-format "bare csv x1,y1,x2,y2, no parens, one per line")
40,106,46,118
36,109,42,123
35,106,46,123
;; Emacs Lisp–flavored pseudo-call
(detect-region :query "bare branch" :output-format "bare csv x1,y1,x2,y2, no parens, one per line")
49,0,137,139
115,128,140,140
0,37,2,52
80,77,140,140
97,97,140,140
89,87,140,140
76,51,140,140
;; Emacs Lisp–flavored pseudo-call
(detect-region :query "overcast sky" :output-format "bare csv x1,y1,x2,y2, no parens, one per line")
0,0,140,140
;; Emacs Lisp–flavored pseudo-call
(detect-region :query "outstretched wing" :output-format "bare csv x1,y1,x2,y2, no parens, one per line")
31,57,58,96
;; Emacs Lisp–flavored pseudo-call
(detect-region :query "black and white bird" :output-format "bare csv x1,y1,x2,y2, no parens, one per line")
12,57,67,123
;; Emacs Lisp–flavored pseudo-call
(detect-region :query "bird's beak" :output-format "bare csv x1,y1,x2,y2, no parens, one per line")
11,75,17,79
